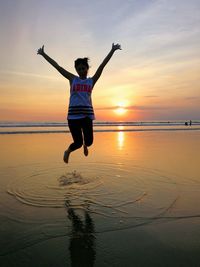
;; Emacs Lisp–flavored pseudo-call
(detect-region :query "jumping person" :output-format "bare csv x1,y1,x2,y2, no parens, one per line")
37,43,121,163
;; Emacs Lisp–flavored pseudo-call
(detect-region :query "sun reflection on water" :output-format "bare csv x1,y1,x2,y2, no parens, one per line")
117,126,125,150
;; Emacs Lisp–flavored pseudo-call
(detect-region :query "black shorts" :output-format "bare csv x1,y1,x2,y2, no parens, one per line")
68,117,93,151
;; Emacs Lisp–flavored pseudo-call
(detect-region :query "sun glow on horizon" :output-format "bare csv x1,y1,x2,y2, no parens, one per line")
114,101,128,116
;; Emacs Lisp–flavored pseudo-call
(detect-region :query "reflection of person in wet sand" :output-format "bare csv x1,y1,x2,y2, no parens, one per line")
66,201,96,267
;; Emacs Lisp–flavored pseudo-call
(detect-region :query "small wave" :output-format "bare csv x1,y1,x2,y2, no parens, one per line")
6,163,181,217
1,120,200,134
1,120,200,128
1,127,200,134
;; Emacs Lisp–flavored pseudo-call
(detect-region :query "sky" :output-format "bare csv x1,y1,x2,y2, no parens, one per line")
0,0,200,122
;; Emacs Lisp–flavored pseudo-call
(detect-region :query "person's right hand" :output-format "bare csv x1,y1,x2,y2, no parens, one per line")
112,43,121,52
37,45,45,55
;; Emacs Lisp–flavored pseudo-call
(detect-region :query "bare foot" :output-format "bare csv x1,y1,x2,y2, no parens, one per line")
83,144,88,156
63,148,71,163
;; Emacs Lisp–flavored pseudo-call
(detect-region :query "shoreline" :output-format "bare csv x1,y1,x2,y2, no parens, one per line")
0,127,200,135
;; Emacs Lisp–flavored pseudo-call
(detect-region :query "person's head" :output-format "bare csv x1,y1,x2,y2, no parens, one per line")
74,57,89,79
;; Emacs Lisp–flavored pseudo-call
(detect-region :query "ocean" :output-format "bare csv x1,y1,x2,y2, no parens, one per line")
0,120,200,134
0,123,200,266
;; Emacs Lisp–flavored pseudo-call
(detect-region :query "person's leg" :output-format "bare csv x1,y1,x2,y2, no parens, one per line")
63,119,83,163
81,117,93,156
68,119,84,150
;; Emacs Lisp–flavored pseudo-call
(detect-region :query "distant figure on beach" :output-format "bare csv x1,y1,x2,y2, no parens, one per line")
37,43,121,163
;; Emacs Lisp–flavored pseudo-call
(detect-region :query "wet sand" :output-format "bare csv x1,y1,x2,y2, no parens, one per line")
0,131,200,266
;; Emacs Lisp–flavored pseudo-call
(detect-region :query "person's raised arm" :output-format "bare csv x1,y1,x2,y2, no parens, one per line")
92,43,121,86
37,45,75,82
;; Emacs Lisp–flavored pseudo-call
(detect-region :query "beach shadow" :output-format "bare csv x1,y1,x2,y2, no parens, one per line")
65,200,96,267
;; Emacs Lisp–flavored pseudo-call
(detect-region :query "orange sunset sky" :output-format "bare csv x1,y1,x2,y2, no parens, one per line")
0,0,200,122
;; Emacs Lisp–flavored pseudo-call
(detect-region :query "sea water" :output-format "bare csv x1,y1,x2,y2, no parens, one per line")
0,129,200,266
0,120,200,134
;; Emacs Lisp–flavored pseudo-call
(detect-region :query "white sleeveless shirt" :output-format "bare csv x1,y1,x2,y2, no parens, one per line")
67,76,95,120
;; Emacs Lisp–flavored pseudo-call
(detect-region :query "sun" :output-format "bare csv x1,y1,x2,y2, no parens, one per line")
115,107,127,115
114,102,127,116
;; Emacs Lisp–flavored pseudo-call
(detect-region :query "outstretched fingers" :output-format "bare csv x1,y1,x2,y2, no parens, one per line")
112,43,122,51
37,45,44,55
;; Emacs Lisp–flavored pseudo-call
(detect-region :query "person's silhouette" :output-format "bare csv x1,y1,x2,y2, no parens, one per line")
66,200,96,267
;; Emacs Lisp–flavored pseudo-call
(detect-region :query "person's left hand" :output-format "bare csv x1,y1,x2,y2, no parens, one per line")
37,45,45,55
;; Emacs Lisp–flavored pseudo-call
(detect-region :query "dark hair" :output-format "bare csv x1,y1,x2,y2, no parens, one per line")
74,57,89,69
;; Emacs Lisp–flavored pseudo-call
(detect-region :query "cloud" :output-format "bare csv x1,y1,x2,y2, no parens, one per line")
144,95,159,98
0,70,62,81
96,105,170,111
184,96,200,100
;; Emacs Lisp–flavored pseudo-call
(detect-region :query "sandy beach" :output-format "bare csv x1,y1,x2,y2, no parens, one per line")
0,130,200,266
